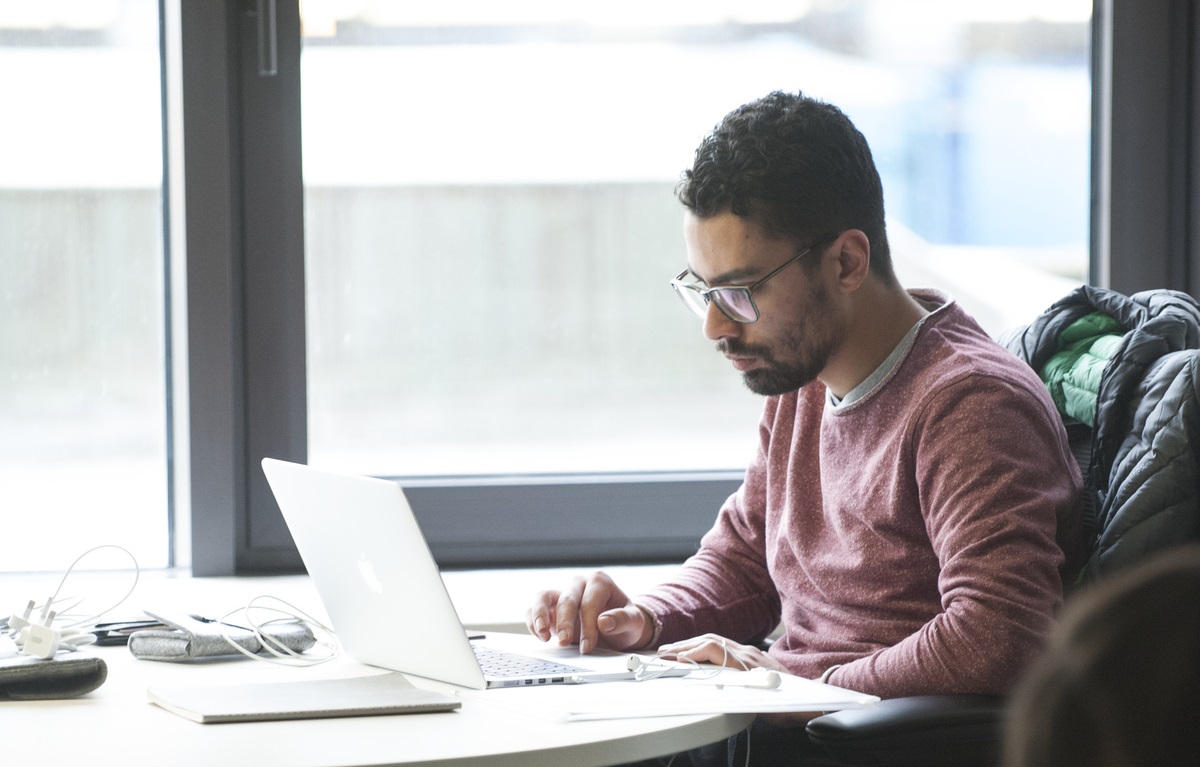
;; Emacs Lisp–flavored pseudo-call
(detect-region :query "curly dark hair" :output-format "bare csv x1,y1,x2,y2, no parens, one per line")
677,91,893,281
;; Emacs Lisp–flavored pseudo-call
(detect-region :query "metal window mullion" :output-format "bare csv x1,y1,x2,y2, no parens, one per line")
180,0,305,576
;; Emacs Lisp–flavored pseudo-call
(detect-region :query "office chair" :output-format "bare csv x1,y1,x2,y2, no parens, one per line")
806,286,1200,767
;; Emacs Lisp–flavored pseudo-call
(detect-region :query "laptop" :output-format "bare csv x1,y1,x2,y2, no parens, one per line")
261,457,635,690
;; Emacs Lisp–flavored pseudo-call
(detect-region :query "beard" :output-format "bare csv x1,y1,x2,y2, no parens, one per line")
717,281,840,397
725,339,836,396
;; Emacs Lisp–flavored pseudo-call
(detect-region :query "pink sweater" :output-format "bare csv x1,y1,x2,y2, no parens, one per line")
639,296,1083,699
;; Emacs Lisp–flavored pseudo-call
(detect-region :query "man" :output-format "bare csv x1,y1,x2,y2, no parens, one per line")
526,91,1083,761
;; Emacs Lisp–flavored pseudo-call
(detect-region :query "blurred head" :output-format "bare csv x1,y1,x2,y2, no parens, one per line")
1004,546,1200,767
676,90,894,284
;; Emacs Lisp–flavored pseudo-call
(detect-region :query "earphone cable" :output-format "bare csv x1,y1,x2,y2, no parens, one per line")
45,544,140,629
215,594,339,666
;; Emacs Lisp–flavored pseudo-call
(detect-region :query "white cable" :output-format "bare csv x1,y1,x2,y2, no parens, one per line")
215,595,339,667
8,545,140,656
47,544,141,629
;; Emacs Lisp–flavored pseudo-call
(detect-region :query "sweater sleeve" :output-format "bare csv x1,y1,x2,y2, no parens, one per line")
637,398,784,646
828,374,1080,698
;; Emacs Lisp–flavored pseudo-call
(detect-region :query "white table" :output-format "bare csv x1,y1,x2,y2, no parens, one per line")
1,571,754,766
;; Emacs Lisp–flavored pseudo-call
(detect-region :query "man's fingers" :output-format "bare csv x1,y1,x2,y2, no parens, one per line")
529,571,639,652
595,604,651,651
596,611,618,633
526,590,560,641
595,604,639,636
576,571,620,653
657,634,774,671
552,576,588,646
658,637,727,666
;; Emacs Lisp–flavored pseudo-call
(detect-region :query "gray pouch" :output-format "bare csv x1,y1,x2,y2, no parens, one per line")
128,610,316,662
0,637,107,700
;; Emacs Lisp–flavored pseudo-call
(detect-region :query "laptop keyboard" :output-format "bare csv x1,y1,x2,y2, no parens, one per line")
472,644,589,678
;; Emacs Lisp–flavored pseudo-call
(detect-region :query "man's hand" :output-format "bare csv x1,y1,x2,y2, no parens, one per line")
525,571,653,654
658,634,817,728
656,633,786,674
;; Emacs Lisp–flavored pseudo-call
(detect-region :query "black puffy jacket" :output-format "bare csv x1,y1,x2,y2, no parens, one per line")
1002,286,1200,581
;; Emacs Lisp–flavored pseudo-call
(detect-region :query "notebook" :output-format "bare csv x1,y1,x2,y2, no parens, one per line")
147,672,460,723
260,458,632,690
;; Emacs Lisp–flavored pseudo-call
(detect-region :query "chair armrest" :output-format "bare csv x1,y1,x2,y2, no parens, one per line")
805,695,1003,767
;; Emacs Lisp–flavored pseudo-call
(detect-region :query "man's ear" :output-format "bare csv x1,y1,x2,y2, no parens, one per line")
832,229,871,293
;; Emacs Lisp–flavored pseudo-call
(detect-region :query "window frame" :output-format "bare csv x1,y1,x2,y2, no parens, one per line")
174,0,308,574
1091,0,1200,295
174,0,1197,575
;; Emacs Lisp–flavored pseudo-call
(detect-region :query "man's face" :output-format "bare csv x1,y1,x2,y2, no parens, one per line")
681,211,844,396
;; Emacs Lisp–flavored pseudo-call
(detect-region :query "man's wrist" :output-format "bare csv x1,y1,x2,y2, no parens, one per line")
633,603,661,650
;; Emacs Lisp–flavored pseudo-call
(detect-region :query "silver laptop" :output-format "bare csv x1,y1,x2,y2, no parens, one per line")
261,457,627,689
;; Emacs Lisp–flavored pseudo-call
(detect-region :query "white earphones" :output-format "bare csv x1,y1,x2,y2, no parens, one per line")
624,654,692,680
714,669,782,690
624,654,782,688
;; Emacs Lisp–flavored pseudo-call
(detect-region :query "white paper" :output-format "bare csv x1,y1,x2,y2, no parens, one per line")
460,670,878,722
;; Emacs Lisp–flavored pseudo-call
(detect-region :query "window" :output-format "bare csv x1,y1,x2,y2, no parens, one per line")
0,0,169,571
25,2,1196,576
300,2,1091,479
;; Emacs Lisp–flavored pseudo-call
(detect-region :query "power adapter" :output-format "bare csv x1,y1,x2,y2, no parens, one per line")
20,619,62,659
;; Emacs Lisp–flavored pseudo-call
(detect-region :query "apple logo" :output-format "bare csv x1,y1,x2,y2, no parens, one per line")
357,554,385,595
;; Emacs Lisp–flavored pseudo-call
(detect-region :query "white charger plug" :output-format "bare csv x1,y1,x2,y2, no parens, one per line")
19,621,62,659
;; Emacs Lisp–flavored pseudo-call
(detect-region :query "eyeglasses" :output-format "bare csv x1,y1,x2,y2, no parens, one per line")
669,240,823,324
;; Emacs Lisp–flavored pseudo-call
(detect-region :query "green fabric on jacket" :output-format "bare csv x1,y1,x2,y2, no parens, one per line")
1038,312,1125,427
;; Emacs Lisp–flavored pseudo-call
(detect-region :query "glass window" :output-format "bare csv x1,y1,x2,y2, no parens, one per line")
0,0,168,571
301,1,1091,478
